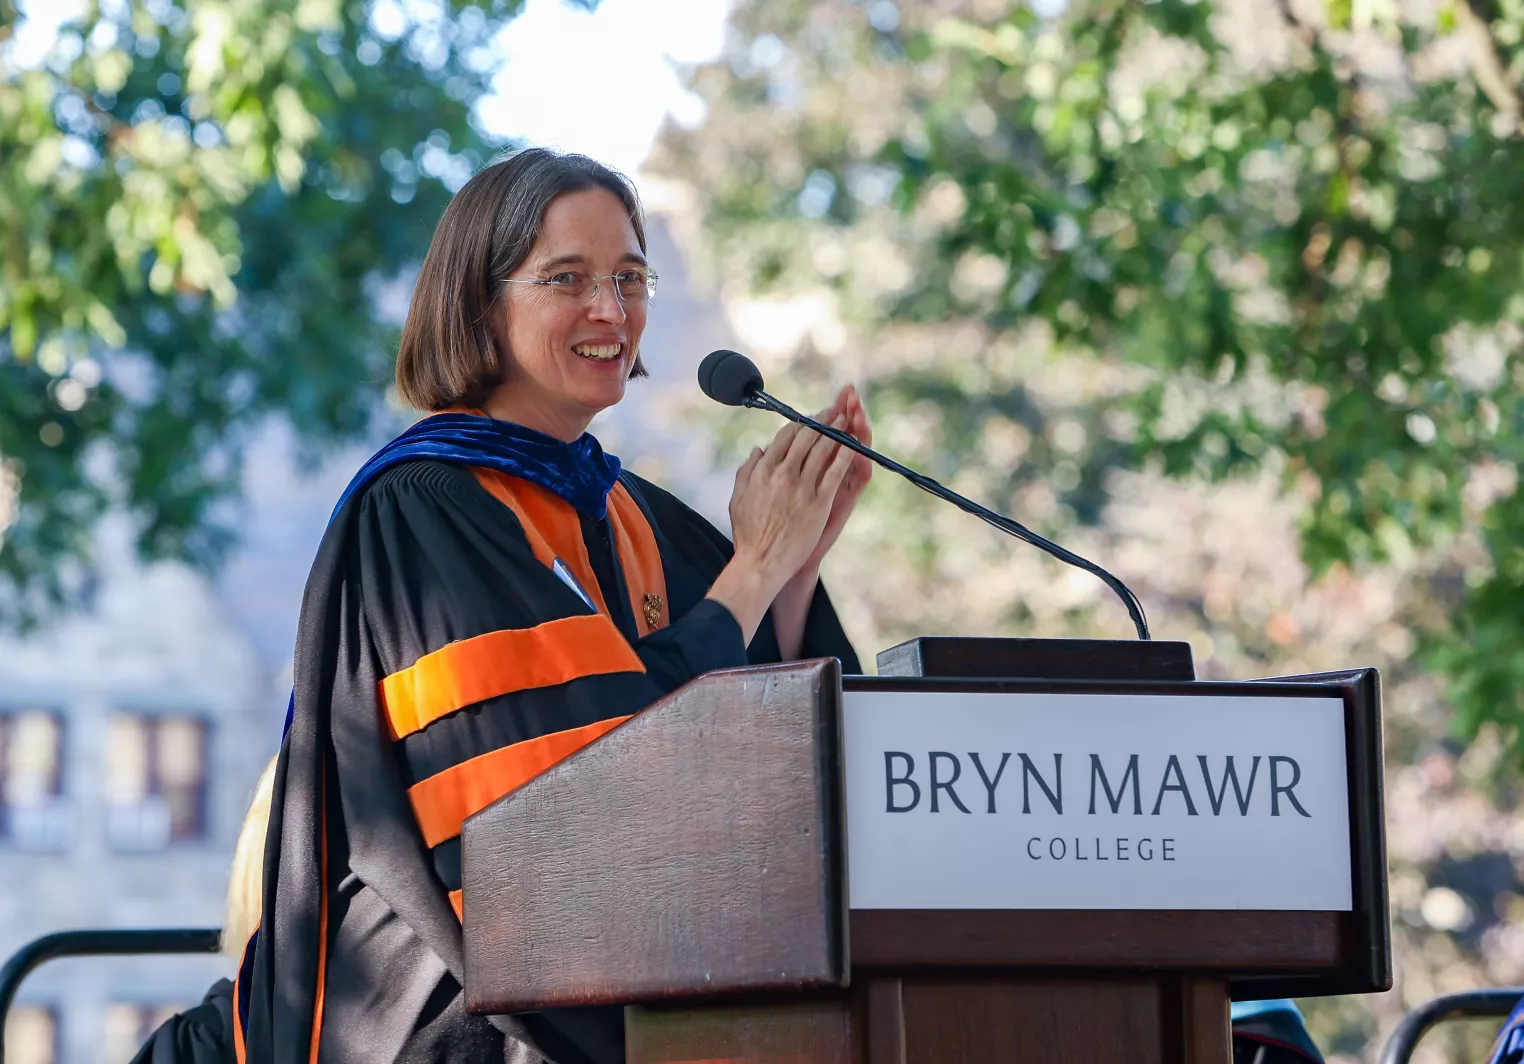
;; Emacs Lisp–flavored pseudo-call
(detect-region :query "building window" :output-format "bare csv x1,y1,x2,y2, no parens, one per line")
104,1003,183,1064
0,711,71,852
104,714,209,851
4,1004,58,1064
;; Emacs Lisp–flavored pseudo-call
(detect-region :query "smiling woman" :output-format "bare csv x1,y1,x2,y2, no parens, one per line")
233,148,875,1064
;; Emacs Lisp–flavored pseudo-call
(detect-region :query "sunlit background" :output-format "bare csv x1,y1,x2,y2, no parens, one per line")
5,0,1524,1061
11,0,732,175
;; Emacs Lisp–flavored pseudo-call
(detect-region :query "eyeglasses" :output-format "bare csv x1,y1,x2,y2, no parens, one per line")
500,266,659,304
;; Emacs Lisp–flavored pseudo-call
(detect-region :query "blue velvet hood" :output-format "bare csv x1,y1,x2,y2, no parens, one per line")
331,411,622,522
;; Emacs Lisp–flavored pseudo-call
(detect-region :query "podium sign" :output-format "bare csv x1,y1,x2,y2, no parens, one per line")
844,690,1352,912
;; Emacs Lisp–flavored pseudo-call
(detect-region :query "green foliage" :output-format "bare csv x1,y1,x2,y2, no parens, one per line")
658,0,1524,742
0,0,534,619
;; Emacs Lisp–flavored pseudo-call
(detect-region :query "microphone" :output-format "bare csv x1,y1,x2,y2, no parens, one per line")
696,348,1151,640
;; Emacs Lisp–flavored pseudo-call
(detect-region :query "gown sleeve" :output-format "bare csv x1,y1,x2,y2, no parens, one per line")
618,472,863,674
620,597,749,696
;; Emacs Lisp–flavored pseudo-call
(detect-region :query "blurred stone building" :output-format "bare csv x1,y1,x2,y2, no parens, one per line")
0,531,282,1062
0,210,733,1064
0,465,335,1064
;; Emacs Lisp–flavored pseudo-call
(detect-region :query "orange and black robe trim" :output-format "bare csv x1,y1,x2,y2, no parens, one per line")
239,451,861,1064
380,472,673,921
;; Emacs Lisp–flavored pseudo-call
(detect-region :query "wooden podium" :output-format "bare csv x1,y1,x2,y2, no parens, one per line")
461,639,1388,1063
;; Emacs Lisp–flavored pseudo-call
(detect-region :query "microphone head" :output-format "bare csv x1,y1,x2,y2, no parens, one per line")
697,349,764,407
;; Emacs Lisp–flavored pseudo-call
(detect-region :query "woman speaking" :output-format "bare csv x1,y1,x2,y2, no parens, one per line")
234,148,872,1064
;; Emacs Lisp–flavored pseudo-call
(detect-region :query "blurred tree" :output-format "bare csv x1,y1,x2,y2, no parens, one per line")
655,0,1524,742
0,0,542,620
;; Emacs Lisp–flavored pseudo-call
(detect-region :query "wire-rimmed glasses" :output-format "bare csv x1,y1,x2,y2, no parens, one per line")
500,266,658,304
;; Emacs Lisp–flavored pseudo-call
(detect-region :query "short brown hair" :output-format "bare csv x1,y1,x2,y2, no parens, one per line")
396,148,649,411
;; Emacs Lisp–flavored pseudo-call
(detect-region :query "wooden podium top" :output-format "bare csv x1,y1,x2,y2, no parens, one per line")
463,660,848,1012
461,646,1387,1015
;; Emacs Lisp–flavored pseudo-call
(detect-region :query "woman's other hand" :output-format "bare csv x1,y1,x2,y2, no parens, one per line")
764,384,873,658
799,384,873,577
706,417,854,644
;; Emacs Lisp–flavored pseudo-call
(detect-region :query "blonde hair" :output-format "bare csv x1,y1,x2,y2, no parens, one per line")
222,756,278,957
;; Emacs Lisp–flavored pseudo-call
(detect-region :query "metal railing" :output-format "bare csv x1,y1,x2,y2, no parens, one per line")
1379,986,1524,1064
0,927,222,1064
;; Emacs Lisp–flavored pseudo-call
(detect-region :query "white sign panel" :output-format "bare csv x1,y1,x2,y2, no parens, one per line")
843,690,1351,911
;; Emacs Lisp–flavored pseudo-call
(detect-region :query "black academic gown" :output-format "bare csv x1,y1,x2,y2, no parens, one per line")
239,462,859,1064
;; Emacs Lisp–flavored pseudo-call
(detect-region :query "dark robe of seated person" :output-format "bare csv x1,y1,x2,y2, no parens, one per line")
129,978,235,1064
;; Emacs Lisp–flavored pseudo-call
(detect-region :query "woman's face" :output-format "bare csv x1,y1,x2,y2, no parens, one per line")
488,187,649,441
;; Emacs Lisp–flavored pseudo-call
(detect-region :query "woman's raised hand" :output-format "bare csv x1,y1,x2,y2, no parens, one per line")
705,417,855,644
732,417,856,579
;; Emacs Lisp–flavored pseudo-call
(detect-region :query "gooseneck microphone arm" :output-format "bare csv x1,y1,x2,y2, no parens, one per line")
698,349,1150,640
